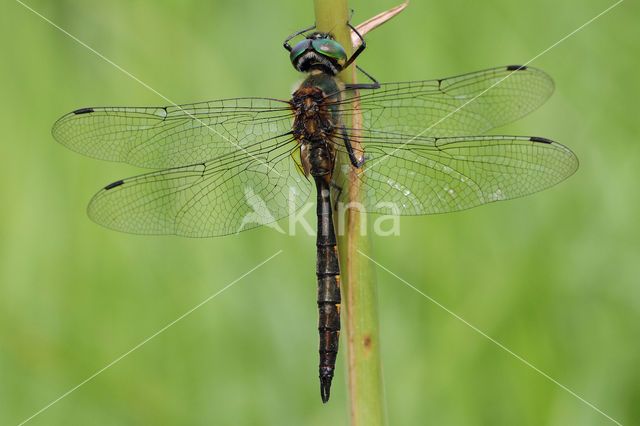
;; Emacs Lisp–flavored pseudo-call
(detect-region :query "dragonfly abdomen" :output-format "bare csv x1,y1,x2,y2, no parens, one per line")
315,174,341,403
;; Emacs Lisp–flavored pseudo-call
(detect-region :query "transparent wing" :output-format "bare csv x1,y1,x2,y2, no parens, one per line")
88,135,309,237
331,130,578,215
338,66,554,137
52,97,293,169
53,66,551,170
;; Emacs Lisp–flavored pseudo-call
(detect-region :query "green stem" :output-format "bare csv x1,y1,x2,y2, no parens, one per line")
313,2,387,425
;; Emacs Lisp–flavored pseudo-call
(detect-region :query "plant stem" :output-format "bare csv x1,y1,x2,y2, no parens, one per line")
313,1,387,425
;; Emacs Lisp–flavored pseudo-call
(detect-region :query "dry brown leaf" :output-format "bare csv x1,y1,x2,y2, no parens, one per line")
351,0,410,48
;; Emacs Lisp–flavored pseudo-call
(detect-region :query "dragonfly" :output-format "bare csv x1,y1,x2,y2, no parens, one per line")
52,21,578,403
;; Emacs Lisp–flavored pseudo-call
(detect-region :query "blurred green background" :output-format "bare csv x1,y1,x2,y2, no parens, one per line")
1,0,638,424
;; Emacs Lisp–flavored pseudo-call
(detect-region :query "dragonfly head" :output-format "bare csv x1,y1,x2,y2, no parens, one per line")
289,32,347,76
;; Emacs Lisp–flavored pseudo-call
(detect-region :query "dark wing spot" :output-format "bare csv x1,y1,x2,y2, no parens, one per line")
506,65,527,71
530,136,553,144
73,107,94,115
104,180,125,190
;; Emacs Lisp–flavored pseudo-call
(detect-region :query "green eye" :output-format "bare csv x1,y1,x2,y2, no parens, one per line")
290,40,312,63
311,39,346,61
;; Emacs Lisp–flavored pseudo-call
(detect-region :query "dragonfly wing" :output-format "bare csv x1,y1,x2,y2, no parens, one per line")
88,135,309,237
332,131,577,215
339,66,554,137
53,97,293,169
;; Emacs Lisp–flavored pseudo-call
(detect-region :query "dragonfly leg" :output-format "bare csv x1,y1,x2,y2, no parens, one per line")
283,25,316,52
339,125,365,168
343,21,380,90
343,21,366,69
330,182,344,211
345,65,380,90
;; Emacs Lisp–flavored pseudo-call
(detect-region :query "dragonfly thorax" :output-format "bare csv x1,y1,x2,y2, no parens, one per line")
291,85,338,178
289,32,347,76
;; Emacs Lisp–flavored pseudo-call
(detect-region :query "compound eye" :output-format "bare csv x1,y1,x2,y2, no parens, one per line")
311,38,347,61
290,39,312,63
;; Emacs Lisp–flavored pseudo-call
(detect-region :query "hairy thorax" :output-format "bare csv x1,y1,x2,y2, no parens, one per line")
290,73,344,178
